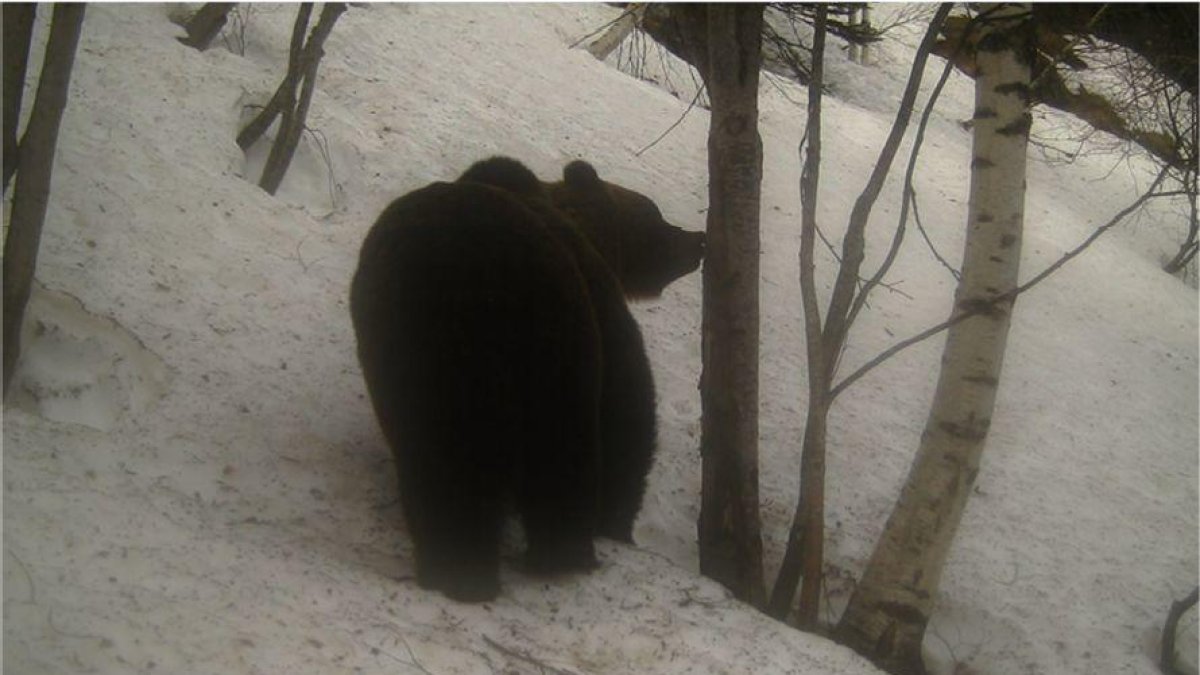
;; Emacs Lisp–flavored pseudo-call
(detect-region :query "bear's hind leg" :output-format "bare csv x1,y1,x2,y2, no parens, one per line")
514,419,601,576
399,456,504,602
518,483,599,576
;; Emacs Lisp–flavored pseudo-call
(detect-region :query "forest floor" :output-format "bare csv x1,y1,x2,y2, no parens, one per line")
4,5,1196,674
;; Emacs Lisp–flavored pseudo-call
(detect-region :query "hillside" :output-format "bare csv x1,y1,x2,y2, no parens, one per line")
4,5,1196,674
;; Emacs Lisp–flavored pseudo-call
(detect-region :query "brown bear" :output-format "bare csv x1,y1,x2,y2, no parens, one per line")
350,157,703,602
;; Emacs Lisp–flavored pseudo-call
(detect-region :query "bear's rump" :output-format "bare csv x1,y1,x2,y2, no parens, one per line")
350,182,601,476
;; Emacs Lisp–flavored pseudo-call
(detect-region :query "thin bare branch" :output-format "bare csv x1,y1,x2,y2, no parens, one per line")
814,221,841,263
636,84,706,157
259,2,346,194
830,165,1174,400
1028,5,1108,93
846,30,959,331
569,4,643,50
768,3,828,624
1011,165,1171,294
821,3,953,381
911,186,961,280
482,635,583,675
237,4,313,151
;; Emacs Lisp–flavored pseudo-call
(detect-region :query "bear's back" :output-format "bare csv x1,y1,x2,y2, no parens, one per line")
350,180,600,432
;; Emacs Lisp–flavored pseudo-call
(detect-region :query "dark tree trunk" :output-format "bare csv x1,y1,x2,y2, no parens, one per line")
255,2,345,196
1164,97,1198,276
1163,204,1198,275
3,4,86,396
768,4,951,629
583,4,645,60
237,3,313,151
1033,3,1198,96
1161,587,1200,675
259,2,345,195
694,3,767,607
768,4,828,626
177,3,235,52
3,3,37,192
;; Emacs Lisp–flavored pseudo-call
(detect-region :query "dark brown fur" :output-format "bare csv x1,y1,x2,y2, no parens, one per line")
350,157,702,602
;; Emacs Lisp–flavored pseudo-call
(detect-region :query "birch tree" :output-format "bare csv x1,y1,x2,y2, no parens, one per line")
768,5,953,627
834,5,1034,674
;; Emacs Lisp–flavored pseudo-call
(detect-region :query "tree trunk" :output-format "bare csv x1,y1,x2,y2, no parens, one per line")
584,4,645,60
237,4,313,152
1163,197,1198,275
177,3,235,51
768,4,951,627
860,6,872,65
768,4,828,626
3,3,37,192
1163,96,1198,276
1033,3,1197,96
835,6,1033,674
1161,587,1200,675
696,3,767,607
848,8,862,64
258,2,346,195
3,4,86,397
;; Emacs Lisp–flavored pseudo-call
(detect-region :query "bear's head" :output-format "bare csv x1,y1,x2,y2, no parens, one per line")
548,161,705,299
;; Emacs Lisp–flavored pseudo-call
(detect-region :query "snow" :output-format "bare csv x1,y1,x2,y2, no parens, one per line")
3,4,1196,675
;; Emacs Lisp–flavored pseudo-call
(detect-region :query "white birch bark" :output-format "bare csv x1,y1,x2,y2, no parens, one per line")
584,5,645,61
835,5,1033,673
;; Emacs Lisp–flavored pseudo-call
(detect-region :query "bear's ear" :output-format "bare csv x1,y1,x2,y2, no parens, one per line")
563,160,601,188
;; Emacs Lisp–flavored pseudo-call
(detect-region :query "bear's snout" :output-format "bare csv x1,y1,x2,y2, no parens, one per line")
684,228,705,265
672,226,705,275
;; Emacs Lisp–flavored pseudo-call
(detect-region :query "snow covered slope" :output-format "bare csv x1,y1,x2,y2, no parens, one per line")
4,5,1196,675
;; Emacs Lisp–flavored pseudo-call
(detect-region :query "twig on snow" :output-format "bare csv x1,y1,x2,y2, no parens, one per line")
482,634,583,675
366,638,435,675
48,608,109,644
8,548,37,604
302,125,341,211
398,636,436,675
